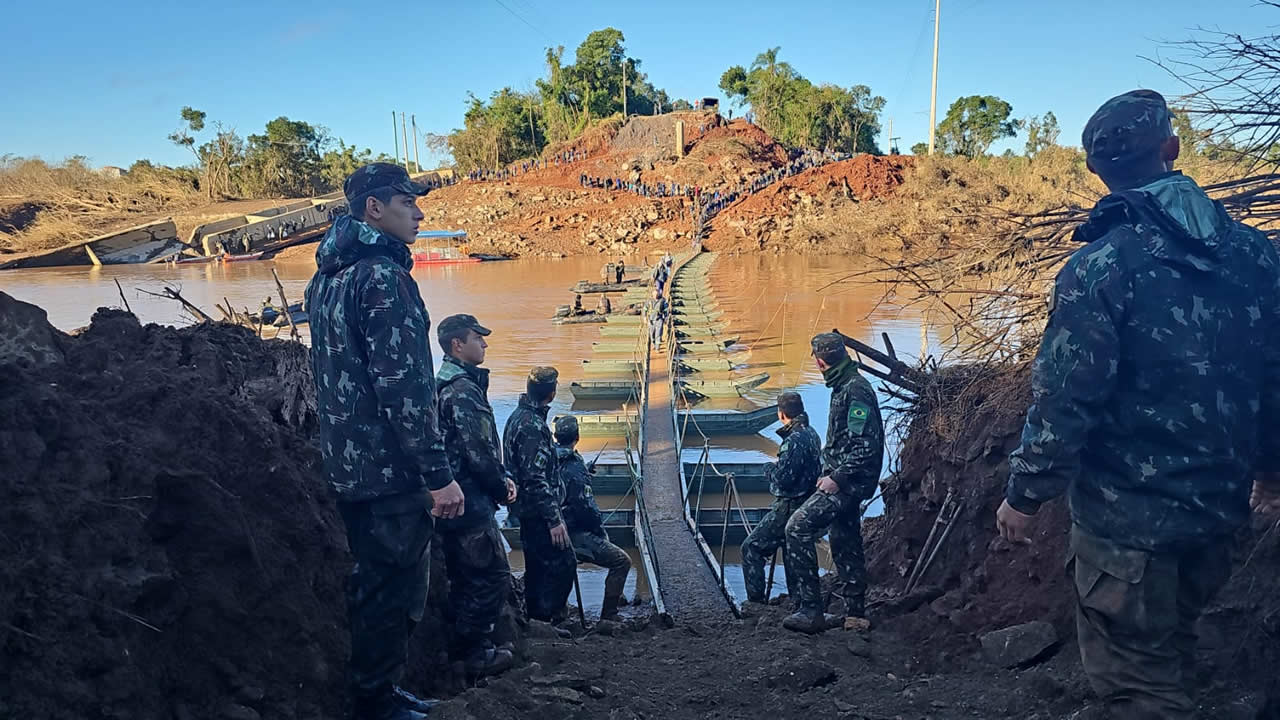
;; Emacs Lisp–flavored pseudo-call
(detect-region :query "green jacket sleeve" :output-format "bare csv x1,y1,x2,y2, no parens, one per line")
453,381,507,501
1006,240,1127,513
513,424,563,525
358,263,454,491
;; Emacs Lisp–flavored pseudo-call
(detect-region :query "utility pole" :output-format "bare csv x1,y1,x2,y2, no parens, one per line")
392,111,400,164
401,112,411,172
927,0,941,155
411,114,422,173
622,60,628,118
888,117,894,154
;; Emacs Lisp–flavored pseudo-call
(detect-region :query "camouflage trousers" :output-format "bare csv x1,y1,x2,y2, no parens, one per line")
337,492,432,699
441,518,510,654
741,495,806,603
1071,525,1232,720
518,517,577,622
572,530,632,603
785,490,867,617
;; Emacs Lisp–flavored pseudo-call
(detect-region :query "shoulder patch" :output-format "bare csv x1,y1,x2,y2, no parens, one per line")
847,402,871,436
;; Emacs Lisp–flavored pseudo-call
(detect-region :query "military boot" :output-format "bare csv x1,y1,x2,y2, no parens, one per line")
393,687,440,715
782,609,839,635
463,645,514,678
600,595,623,622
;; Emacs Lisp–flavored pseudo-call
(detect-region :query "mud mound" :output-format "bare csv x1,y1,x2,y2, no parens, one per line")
721,154,909,226
685,119,790,167
0,298,346,719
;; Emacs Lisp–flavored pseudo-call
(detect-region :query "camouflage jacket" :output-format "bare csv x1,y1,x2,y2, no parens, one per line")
556,446,606,536
1008,171,1280,551
304,215,453,502
502,394,563,525
767,413,822,498
822,359,885,501
437,355,506,530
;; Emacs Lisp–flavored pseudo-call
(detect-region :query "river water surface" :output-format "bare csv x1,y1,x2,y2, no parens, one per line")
3,253,936,609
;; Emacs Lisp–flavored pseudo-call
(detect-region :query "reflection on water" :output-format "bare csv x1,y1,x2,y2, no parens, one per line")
3,252,928,609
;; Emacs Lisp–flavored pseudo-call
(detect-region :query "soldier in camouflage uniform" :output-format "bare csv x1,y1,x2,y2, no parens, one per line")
503,367,577,622
783,333,884,635
997,90,1280,719
305,163,463,720
553,416,633,621
434,314,515,677
741,391,821,607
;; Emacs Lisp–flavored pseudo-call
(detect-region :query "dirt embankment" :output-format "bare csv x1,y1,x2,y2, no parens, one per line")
0,294,526,720
705,155,911,254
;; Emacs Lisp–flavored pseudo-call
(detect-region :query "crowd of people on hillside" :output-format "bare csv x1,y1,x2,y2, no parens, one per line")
465,149,591,183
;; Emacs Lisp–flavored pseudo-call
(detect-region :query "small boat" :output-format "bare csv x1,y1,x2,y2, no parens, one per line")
677,372,770,398
571,279,645,293
569,379,640,400
672,310,725,323
468,253,514,261
553,313,609,325
174,254,219,265
222,251,265,262
586,462,769,496
677,336,740,350
582,358,643,374
600,325,647,337
675,404,780,436
591,340,647,353
677,354,748,372
412,230,481,265
671,321,730,334
567,404,779,437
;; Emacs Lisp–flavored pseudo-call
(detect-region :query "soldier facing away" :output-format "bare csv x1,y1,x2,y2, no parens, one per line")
783,333,883,634
434,314,516,678
305,162,464,720
553,416,633,621
997,89,1280,719
503,367,578,623
741,391,821,609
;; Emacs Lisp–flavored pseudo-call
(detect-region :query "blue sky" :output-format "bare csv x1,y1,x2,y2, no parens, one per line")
1,0,1271,169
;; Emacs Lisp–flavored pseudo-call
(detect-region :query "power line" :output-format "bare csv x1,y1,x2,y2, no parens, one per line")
491,0,553,42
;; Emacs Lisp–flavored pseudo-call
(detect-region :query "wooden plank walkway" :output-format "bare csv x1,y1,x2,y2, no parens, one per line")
638,257,735,623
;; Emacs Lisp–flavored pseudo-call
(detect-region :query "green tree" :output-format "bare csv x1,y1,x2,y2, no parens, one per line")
241,117,329,197
911,142,929,155
718,48,884,152
167,107,242,199
935,95,1020,158
1023,111,1060,157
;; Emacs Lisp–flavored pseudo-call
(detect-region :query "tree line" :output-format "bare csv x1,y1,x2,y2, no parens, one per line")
166,107,405,200
444,28,679,173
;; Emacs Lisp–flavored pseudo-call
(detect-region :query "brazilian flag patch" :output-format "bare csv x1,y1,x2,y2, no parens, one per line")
848,403,871,436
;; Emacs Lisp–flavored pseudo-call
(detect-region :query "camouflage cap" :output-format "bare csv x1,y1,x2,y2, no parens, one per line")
1081,90,1173,167
528,366,559,388
553,415,579,441
437,313,492,341
343,162,430,207
810,332,848,358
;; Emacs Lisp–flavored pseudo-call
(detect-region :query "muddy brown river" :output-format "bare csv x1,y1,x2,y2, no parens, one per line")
3,253,936,608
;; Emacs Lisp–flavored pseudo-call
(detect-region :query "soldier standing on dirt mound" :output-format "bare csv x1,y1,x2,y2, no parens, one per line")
503,367,578,626
305,162,465,720
783,333,883,634
741,391,822,611
553,416,633,621
435,314,516,678
997,89,1280,720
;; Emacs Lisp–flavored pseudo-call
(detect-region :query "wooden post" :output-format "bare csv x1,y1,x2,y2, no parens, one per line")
272,268,302,342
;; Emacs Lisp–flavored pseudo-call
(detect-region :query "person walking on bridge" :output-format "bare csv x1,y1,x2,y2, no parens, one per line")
784,333,883,634
554,416,633,621
435,314,516,678
305,162,464,720
504,367,577,625
741,391,821,611
996,89,1280,719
